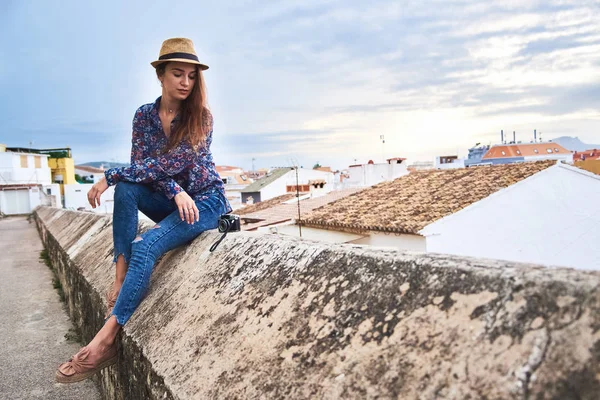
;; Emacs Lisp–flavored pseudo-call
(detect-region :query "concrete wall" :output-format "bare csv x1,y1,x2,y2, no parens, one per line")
421,164,600,270
34,206,600,399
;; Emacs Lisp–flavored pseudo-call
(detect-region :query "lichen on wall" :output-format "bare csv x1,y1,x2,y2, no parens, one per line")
35,207,600,400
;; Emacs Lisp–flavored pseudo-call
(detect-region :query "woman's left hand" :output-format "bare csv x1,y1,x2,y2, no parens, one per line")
87,178,109,208
174,191,199,224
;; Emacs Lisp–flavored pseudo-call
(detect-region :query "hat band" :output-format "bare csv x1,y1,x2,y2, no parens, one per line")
158,52,199,62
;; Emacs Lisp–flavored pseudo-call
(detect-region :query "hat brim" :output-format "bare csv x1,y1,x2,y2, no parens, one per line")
151,58,209,70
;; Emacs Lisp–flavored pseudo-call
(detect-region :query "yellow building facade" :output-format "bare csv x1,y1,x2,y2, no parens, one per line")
575,160,600,175
47,157,76,194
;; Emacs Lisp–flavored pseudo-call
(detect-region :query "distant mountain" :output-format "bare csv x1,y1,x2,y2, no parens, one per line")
78,161,129,169
551,137,600,152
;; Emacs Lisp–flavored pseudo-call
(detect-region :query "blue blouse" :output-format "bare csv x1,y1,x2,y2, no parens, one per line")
104,97,231,212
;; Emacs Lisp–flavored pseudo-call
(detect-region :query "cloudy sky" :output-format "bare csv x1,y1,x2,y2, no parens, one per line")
0,0,598,170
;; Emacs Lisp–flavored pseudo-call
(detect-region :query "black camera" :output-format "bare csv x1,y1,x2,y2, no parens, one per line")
218,214,240,233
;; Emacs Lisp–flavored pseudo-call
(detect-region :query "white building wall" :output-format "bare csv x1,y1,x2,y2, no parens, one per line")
64,184,116,214
522,153,573,164
0,184,60,214
349,231,426,251
270,224,366,243
420,164,600,270
0,152,51,185
42,184,62,207
435,157,465,170
346,163,408,187
261,169,334,202
271,224,426,251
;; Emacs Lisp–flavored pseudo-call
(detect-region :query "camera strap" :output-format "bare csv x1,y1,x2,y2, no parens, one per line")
209,228,229,252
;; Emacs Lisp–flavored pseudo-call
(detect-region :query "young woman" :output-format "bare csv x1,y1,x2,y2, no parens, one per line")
56,38,231,383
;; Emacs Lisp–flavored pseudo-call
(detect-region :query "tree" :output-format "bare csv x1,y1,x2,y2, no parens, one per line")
313,162,322,169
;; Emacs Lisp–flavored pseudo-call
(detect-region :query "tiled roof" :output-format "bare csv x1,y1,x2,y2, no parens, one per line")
483,143,570,159
301,160,556,234
241,168,291,193
573,149,600,160
236,193,297,215
75,165,105,173
314,167,332,173
216,165,244,172
240,188,364,231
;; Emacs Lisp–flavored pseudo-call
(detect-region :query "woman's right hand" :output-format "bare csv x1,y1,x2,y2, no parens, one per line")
174,191,199,224
87,178,109,208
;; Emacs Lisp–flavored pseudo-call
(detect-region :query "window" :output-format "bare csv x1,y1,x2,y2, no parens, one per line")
222,178,229,184
240,174,247,181
286,185,310,193
34,156,41,168
516,150,521,155
546,148,552,153
501,151,506,156
554,148,559,153
20,155,28,168
534,149,539,154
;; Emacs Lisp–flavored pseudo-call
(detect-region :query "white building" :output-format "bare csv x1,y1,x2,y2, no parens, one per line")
0,146,61,215
64,183,151,221
216,165,253,210
345,158,408,187
64,184,116,214
241,167,334,204
420,163,599,270
74,165,106,183
298,160,600,270
435,155,465,170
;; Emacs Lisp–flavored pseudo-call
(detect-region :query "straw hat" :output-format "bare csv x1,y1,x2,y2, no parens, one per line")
150,38,209,70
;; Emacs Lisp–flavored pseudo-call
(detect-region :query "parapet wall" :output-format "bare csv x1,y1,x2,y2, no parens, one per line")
35,206,600,399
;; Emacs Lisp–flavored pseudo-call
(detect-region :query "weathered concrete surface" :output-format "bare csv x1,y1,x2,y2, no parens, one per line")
34,206,600,400
0,216,100,400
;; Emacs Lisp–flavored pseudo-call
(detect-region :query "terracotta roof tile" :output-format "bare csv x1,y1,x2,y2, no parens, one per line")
75,165,105,173
239,188,363,230
483,143,570,159
236,193,297,215
301,160,556,234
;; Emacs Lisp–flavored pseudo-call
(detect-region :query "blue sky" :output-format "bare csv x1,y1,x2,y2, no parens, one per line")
0,0,598,171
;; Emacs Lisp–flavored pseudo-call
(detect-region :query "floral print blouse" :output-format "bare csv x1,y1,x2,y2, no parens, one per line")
104,97,231,211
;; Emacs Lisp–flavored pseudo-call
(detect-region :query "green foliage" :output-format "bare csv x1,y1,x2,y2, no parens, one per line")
45,151,70,159
313,162,322,169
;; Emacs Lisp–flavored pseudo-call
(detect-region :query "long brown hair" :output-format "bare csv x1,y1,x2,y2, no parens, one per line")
156,63,210,151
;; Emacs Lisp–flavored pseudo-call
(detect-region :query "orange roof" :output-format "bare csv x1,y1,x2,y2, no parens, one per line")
239,188,364,231
314,167,332,173
483,143,570,159
237,193,297,215
301,160,556,234
75,165,105,173
216,165,244,173
573,149,600,160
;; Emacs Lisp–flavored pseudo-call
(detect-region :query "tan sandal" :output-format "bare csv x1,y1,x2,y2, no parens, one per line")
55,345,117,383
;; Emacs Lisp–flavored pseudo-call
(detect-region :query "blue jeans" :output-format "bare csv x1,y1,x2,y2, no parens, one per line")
109,182,229,325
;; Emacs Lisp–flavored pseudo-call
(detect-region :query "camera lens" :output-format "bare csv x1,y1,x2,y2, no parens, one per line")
218,219,230,232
